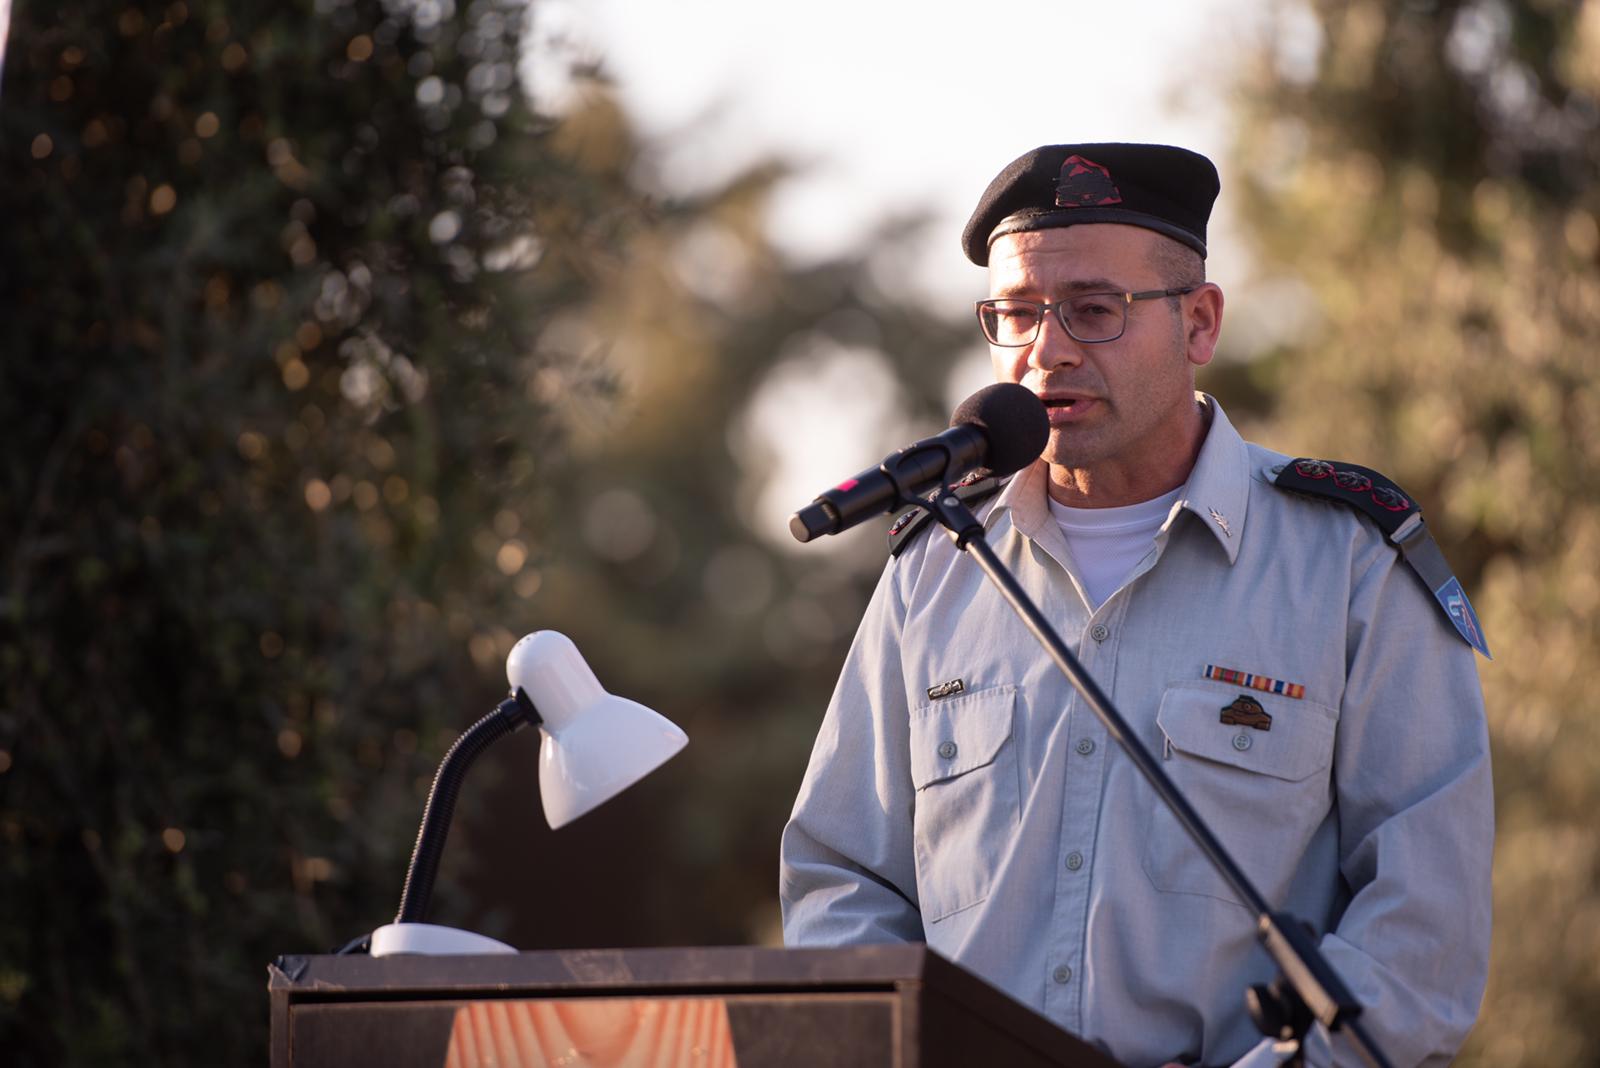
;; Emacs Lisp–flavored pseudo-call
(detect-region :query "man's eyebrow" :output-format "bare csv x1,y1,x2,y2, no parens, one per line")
991,277,1126,297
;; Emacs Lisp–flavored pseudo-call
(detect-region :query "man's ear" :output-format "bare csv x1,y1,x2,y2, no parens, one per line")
1185,283,1224,368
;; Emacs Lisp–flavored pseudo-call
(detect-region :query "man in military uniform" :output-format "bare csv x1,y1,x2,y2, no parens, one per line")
780,144,1492,1068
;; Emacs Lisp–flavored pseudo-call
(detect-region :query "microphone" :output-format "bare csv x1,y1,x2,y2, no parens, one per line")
789,382,1048,543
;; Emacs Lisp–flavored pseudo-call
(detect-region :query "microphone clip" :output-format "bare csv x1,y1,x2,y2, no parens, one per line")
921,482,988,550
876,438,969,511
876,440,987,548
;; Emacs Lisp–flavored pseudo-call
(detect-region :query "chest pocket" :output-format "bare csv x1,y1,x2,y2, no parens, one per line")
908,684,1020,923
1143,680,1337,909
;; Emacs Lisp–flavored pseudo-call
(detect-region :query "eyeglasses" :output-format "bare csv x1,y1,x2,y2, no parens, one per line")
975,287,1197,346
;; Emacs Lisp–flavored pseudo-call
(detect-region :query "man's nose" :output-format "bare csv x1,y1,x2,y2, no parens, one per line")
1029,309,1084,372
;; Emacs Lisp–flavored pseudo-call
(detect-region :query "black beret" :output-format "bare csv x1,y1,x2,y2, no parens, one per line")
962,143,1220,265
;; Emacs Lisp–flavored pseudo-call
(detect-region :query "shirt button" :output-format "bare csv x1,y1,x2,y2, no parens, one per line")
1232,732,1253,751
1089,623,1110,642
1065,851,1084,871
938,740,958,759
1052,965,1072,984
1075,738,1095,756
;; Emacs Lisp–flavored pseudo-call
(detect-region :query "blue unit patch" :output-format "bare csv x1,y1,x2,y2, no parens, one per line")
1436,576,1491,660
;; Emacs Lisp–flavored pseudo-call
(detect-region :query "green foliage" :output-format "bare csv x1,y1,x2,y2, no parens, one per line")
0,0,650,1061
1233,1,1600,1062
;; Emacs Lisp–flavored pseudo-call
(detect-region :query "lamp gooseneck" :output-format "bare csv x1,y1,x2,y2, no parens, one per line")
394,689,540,925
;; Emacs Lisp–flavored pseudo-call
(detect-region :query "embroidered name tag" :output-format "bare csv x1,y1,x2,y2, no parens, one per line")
926,678,965,701
1204,664,1304,700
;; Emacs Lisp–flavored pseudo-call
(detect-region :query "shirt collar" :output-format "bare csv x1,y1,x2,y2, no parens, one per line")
1177,393,1250,564
988,392,1250,565
989,453,1051,536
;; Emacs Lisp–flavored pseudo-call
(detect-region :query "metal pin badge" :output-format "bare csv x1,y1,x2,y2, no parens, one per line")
1220,694,1272,731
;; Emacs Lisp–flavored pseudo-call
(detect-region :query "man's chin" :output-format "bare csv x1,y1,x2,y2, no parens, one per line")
1042,428,1113,469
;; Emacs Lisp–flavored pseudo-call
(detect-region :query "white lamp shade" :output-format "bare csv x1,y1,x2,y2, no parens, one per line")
507,631,688,829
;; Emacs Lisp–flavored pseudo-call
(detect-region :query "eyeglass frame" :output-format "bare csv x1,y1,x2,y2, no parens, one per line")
974,286,1198,346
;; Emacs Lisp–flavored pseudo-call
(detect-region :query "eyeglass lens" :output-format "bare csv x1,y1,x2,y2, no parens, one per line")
979,296,1126,345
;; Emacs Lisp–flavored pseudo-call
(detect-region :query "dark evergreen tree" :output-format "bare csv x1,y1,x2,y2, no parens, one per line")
0,0,645,1060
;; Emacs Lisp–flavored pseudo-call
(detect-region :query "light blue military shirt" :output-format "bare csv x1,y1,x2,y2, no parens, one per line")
780,396,1492,1068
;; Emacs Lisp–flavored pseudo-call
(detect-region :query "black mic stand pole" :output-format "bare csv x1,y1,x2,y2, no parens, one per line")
915,484,1394,1068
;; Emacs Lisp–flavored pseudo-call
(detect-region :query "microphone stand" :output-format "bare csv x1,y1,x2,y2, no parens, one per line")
902,469,1394,1068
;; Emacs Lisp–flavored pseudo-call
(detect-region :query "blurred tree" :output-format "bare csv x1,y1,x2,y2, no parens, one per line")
0,0,977,1063
449,88,978,954
1231,0,1600,1063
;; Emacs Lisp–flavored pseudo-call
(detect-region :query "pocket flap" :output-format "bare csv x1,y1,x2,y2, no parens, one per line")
1156,681,1335,782
909,685,1017,789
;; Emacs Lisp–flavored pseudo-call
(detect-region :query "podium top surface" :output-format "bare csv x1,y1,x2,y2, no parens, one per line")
273,943,982,998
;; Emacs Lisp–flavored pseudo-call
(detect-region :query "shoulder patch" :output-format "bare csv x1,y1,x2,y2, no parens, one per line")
888,473,1007,558
1272,458,1490,658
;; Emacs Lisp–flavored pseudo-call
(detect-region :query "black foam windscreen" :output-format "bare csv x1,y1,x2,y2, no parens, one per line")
950,382,1049,477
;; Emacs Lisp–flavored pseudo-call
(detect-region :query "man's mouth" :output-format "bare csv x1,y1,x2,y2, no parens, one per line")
1038,394,1100,422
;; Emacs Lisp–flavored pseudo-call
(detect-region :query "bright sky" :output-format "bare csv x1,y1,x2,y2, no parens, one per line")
529,0,1290,548
536,0,1270,291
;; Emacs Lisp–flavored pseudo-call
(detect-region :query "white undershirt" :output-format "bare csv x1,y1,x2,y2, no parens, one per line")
1047,486,1185,609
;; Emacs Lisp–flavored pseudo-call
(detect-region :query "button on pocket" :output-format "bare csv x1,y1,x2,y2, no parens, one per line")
909,685,1020,923
1143,680,1336,908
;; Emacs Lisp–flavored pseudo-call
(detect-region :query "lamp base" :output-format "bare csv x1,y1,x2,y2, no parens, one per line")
368,922,518,957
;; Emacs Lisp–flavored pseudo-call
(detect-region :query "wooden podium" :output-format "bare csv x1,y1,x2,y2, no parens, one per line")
268,944,1121,1067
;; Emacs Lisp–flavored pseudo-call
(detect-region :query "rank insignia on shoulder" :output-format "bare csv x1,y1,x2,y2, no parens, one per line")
1272,458,1491,659
888,473,1008,558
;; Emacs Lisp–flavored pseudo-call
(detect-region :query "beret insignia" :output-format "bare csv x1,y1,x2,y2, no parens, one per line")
1055,155,1123,208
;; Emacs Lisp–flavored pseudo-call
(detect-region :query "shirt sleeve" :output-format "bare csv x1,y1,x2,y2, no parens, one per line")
1314,533,1494,1067
780,560,924,945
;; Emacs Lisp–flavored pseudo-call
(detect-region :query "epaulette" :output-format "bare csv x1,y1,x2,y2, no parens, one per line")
1273,458,1491,659
887,472,1007,558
